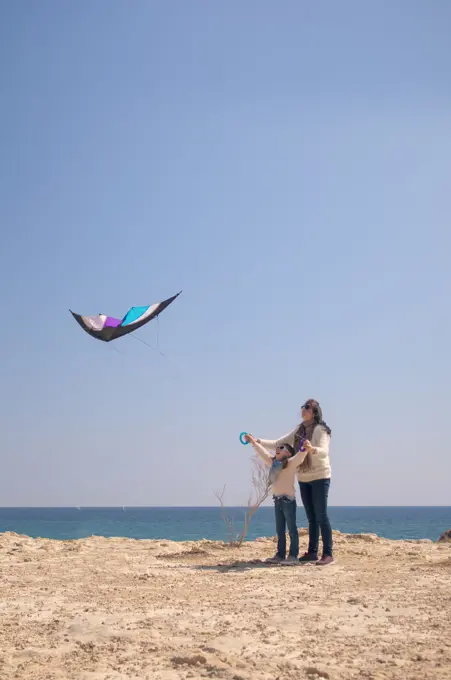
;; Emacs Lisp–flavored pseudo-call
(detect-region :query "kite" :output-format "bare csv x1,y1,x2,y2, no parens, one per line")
69,291,181,343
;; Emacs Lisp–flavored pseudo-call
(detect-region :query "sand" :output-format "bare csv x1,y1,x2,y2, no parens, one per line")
0,529,450,680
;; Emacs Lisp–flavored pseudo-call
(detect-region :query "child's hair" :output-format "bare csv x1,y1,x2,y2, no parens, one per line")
277,442,295,469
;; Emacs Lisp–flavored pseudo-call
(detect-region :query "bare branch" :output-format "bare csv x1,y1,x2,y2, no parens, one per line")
237,455,271,546
214,485,236,544
215,455,271,548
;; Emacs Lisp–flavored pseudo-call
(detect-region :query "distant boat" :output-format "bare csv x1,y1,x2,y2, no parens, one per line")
76,507,81,511
122,506,126,511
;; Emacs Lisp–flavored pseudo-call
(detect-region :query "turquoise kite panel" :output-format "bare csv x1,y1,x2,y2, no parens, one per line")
121,305,150,326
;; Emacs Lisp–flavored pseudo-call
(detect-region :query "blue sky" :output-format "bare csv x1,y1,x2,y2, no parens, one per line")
1,1,450,506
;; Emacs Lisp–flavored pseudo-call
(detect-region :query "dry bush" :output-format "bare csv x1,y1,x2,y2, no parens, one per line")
215,456,271,547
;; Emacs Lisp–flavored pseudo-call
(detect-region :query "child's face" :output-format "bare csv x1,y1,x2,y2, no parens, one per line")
275,445,291,461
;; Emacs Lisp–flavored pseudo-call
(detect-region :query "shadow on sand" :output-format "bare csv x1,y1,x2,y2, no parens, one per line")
194,559,304,573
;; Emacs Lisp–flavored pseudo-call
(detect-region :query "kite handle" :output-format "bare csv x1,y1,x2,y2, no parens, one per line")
299,436,306,453
240,432,250,445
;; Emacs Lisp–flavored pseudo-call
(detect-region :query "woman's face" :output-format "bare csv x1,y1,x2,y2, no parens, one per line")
301,401,315,422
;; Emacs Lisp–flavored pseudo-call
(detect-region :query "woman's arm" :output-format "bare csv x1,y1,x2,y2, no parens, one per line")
257,427,298,450
310,427,331,459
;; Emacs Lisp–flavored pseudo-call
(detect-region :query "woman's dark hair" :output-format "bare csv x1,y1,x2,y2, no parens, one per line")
305,399,332,436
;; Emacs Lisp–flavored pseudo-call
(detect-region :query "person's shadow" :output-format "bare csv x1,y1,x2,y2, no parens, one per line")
193,559,303,573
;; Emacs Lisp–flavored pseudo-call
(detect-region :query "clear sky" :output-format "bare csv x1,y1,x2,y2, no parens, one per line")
1,1,450,507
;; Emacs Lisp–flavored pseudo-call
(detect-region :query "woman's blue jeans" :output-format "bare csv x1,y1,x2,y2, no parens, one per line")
299,478,333,557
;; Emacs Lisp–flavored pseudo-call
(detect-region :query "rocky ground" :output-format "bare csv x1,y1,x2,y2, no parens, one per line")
0,529,450,680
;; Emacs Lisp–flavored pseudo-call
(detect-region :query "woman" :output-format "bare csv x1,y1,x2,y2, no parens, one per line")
250,399,334,566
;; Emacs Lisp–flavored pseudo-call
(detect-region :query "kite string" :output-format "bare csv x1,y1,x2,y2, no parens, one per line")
128,332,165,357
107,343,126,356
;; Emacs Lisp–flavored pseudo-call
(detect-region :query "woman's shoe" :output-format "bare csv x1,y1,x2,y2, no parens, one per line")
299,552,318,563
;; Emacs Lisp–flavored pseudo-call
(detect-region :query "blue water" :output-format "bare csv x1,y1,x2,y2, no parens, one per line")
0,507,450,542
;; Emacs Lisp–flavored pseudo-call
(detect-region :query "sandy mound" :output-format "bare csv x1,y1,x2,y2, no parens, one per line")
0,530,450,679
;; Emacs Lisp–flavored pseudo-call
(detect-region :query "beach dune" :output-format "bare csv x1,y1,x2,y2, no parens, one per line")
0,529,450,679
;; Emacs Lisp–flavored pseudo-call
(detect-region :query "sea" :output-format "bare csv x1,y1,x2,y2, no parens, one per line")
0,506,450,542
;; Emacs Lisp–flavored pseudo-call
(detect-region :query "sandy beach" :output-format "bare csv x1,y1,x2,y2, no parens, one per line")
0,529,450,680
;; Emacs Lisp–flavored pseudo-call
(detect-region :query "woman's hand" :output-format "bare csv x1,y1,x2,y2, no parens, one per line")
303,439,315,453
244,433,256,445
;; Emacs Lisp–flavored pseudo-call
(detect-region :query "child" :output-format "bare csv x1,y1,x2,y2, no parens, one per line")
246,434,306,564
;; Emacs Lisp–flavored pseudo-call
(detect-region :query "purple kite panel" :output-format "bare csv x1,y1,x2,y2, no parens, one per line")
104,317,122,328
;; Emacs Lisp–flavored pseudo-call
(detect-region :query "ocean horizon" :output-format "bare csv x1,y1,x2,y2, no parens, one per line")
1,506,450,543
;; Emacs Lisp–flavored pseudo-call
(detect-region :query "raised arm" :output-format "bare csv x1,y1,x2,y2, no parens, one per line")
249,439,273,468
257,427,298,451
287,449,308,467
